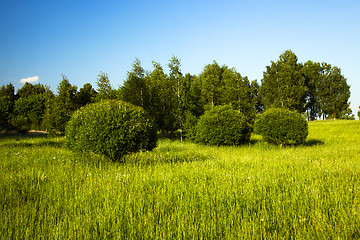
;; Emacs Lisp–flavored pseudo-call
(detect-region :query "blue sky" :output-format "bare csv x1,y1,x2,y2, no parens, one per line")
1,0,359,117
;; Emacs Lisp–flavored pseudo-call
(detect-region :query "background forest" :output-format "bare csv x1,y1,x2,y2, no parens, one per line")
0,50,354,136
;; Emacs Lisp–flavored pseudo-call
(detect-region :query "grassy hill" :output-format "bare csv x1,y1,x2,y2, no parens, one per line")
1,120,359,239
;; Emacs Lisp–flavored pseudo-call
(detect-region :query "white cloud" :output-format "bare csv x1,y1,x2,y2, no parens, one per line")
20,76,39,84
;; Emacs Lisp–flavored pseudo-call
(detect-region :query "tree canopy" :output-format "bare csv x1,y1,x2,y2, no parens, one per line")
261,50,307,112
0,50,353,134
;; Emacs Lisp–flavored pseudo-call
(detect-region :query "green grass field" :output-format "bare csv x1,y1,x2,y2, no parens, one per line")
1,120,359,239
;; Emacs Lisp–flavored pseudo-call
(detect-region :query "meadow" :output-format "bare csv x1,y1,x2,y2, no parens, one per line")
1,120,359,239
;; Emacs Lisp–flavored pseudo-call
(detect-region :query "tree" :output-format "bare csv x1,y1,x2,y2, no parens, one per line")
168,55,185,141
146,61,176,132
198,63,258,125
199,61,223,106
182,73,203,117
40,87,55,132
0,97,14,131
340,107,355,120
302,61,351,120
96,72,115,101
12,82,48,131
120,59,149,109
52,75,78,133
221,66,256,123
260,50,307,112
0,83,16,130
302,60,322,120
13,94,46,131
76,83,97,107
0,83,16,101
319,64,350,119
250,80,263,114
17,82,46,98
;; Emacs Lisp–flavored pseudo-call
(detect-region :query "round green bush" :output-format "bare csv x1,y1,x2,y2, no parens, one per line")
65,100,157,161
195,105,251,146
254,108,308,145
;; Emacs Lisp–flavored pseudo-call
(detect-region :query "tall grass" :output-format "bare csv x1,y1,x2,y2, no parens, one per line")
1,120,360,239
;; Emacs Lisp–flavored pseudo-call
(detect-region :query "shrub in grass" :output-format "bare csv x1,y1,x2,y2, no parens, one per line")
195,105,251,146
65,100,157,161
254,108,308,145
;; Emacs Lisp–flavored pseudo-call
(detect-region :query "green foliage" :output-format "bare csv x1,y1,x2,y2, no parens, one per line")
183,73,203,117
261,50,307,112
199,61,223,106
339,107,355,120
302,60,322,120
0,97,14,131
221,67,257,123
40,89,55,132
168,55,185,141
3,52,351,135
0,83,16,101
146,61,177,133
250,80,263,114
17,82,46,98
13,94,46,130
195,105,251,146
120,59,149,108
183,111,198,141
96,72,115,101
318,64,350,119
52,75,78,133
254,108,308,145
76,83,97,107
199,62,258,123
0,83,16,131
11,115,30,133
65,100,157,161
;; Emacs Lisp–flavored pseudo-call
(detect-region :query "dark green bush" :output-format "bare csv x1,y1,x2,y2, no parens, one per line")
254,108,308,145
12,115,30,133
183,111,198,141
195,105,251,146
65,100,157,161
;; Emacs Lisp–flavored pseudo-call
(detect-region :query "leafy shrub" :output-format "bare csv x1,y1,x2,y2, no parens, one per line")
183,111,198,141
12,115,30,133
65,100,157,161
254,108,308,145
195,105,251,146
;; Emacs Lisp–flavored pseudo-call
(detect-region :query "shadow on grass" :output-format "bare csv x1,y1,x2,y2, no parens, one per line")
302,139,324,147
248,138,324,148
0,133,48,139
123,151,211,165
0,134,63,148
249,139,260,145
158,131,182,141
3,141,63,148
277,139,325,148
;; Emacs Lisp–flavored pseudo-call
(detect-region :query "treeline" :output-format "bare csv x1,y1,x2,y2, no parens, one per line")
0,50,353,135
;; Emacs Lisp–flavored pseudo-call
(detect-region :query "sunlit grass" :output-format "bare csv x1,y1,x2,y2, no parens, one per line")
1,120,360,239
